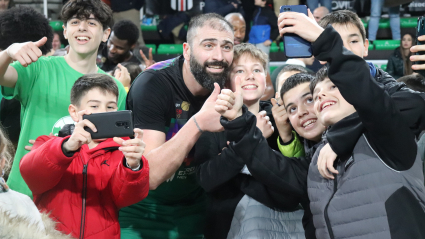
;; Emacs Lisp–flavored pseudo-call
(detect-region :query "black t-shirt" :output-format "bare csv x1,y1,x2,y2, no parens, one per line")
97,47,141,72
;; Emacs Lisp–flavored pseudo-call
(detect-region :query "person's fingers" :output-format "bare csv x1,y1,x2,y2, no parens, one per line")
140,49,148,62
113,137,125,145
24,145,33,151
34,37,48,48
326,158,339,174
258,111,267,117
217,93,235,105
418,35,425,41
77,110,91,122
279,26,296,36
214,104,229,113
149,47,153,61
27,49,39,62
80,119,97,133
264,116,270,121
134,128,143,140
119,145,143,153
307,8,314,20
29,139,35,144
271,98,278,107
216,99,233,109
206,83,221,102
278,19,298,30
15,55,28,67
21,54,33,66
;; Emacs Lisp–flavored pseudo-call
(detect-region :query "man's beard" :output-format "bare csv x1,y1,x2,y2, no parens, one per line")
189,54,229,91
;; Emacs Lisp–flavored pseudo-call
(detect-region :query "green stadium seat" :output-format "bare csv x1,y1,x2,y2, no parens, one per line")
270,42,279,53
279,42,284,52
141,25,158,31
378,18,390,29
145,44,157,54
400,18,418,28
380,64,387,71
50,21,63,31
269,66,278,74
362,19,368,29
157,44,183,54
368,43,373,50
374,40,400,50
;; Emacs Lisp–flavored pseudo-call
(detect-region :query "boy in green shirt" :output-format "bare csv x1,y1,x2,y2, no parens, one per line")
0,0,128,197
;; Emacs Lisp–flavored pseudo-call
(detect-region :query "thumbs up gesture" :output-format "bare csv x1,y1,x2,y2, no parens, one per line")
6,37,47,67
215,76,244,120
193,83,224,132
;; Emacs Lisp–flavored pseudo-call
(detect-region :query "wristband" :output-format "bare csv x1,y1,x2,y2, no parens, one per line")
193,116,203,133
126,161,141,171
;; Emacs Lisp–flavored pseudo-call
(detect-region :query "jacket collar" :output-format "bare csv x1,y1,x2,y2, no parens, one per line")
81,137,130,155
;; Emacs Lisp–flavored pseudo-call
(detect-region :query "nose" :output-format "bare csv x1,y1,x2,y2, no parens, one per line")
109,44,116,53
245,71,254,81
297,104,309,117
235,30,243,39
78,21,88,31
211,45,224,62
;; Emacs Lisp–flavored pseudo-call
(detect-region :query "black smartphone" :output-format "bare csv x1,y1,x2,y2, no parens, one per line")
83,110,134,139
415,16,425,76
280,5,313,58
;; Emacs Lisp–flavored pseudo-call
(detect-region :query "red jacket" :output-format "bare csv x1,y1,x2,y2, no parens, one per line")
20,135,149,239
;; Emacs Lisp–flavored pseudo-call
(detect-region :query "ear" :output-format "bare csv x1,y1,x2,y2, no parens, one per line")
68,104,79,122
183,42,190,61
130,43,136,50
363,39,369,58
63,24,68,39
102,27,111,43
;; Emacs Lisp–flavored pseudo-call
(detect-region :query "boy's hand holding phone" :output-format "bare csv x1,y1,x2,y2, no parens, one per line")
410,35,425,73
271,97,293,143
63,110,96,153
215,77,243,120
278,9,324,43
113,128,146,169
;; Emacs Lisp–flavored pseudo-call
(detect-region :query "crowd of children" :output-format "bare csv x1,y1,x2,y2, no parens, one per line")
0,0,425,239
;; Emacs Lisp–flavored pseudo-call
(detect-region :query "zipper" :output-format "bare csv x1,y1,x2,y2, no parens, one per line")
79,163,88,239
323,158,340,239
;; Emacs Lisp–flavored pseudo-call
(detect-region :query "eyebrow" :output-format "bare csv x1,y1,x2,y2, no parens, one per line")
348,33,360,38
87,100,117,104
200,38,234,46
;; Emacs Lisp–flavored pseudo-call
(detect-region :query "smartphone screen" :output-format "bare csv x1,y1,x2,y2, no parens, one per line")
280,5,313,58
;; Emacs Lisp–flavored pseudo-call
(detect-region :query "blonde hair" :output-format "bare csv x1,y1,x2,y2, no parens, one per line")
0,126,14,180
232,43,269,74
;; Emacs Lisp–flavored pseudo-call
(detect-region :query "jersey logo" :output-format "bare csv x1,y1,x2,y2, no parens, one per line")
101,160,110,166
51,116,75,136
171,0,193,11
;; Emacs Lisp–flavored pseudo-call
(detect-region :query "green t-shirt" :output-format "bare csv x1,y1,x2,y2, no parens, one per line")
3,56,127,197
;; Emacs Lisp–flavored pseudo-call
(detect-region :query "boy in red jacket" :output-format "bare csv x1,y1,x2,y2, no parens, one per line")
20,73,149,239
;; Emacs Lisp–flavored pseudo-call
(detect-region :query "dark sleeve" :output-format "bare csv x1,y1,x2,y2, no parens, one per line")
203,0,236,16
221,106,310,198
195,132,246,193
236,174,301,212
313,26,425,171
327,69,425,158
386,57,396,78
126,71,173,132
267,8,279,41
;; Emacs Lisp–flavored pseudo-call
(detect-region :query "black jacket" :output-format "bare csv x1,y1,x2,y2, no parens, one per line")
217,26,425,239
194,101,296,239
252,6,279,42
386,47,405,79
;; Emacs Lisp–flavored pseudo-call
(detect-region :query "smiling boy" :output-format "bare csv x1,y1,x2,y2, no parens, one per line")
0,0,127,197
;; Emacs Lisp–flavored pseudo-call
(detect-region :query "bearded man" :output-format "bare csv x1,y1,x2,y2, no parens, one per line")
119,13,234,239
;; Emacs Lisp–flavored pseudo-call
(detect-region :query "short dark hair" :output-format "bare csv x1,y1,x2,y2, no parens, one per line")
318,10,366,43
61,0,113,30
113,62,142,85
397,74,425,92
71,73,119,106
280,73,315,105
310,65,328,94
276,65,309,89
187,13,233,47
113,20,139,46
0,6,53,54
